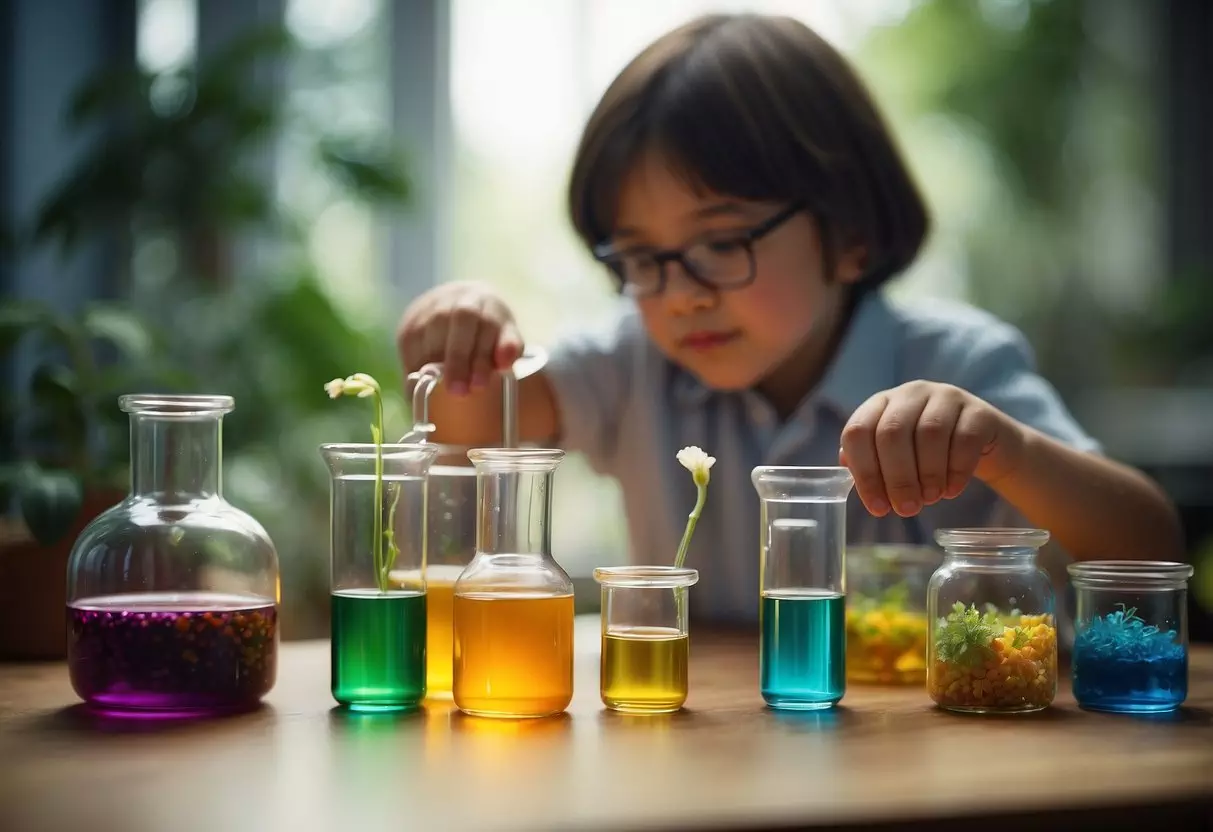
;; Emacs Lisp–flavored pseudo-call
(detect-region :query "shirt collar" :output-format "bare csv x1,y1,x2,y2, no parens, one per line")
673,291,900,419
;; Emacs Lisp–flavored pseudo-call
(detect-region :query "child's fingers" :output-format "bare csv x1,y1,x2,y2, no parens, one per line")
874,390,930,517
945,403,992,498
442,297,486,395
494,318,524,369
468,320,500,391
840,393,891,517
915,393,961,505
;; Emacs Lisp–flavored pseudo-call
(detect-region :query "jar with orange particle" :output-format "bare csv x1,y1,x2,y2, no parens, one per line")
926,529,1057,714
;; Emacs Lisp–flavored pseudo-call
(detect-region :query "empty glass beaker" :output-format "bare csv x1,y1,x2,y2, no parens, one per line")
453,448,574,718
594,566,699,713
1068,561,1193,713
66,394,279,715
322,442,438,712
752,466,854,710
927,528,1056,713
845,545,940,685
404,350,541,699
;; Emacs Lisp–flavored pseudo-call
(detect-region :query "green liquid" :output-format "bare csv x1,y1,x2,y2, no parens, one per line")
331,589,426,711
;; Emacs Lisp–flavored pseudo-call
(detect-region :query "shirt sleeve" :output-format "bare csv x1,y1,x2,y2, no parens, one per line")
954,321,1103,454
542,306,644,474
912,313,1101,537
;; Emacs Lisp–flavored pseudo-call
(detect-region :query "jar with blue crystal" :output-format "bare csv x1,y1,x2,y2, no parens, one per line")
1068,561,1194,714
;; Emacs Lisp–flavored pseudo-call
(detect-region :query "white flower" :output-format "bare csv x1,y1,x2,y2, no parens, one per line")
324,373,382,399
677,445,715,488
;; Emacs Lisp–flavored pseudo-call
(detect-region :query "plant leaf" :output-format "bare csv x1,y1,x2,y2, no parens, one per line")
0,300,54,354
317,137,411,204
16,467,84,546
82,303,155,360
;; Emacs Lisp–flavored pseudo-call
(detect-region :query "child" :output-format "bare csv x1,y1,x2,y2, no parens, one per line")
396,13,1182,622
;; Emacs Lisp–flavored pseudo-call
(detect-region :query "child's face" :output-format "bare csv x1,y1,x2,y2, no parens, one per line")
611,153,865,398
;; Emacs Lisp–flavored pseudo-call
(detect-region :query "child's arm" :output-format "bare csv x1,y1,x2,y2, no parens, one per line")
840,380,1184,561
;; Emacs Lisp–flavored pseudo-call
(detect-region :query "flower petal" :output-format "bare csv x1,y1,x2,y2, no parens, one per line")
324,379,346,398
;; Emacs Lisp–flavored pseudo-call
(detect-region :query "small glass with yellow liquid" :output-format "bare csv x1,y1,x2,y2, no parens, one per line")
845,544,939,685
594,566,699,713
452,448,574,718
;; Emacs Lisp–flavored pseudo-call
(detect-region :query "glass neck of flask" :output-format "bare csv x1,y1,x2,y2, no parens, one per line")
942,550,1037,571
130,413,223,499
476,468,553,558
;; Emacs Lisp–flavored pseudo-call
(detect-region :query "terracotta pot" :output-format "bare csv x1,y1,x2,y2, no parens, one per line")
0,489,125,661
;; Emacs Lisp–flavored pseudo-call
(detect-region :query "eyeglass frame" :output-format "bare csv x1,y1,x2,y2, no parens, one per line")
591,202,804,298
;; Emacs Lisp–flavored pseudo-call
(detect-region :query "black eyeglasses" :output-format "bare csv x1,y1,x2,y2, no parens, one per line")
592,203,803,299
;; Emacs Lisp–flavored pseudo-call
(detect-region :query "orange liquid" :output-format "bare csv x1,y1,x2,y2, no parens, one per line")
422,565,463,697
453,592,574,718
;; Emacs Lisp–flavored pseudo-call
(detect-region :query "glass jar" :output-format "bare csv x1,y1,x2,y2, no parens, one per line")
453,448,574,718
1068,561,1194,713
322,442,438,712
926,528,1057,714
751,466,854,711
66,394,279,715
594,566,699,713
404,349,543,700
845,545,940,685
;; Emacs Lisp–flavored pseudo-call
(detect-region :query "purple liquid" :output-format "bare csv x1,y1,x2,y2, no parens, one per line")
68,592,278,714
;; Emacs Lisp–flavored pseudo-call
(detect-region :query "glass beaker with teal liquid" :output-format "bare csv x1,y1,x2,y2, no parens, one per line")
752,466,854,710
321,443,438,711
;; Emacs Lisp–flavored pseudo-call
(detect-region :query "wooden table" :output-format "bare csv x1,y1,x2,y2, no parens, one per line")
2,617,1211,832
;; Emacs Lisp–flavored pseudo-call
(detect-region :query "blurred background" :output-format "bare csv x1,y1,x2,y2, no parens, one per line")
2,0,1210,645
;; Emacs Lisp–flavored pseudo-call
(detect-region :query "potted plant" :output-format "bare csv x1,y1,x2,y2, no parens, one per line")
0,298,182,659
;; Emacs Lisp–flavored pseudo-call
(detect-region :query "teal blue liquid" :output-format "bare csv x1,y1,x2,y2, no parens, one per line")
760,589,846,710
331,589,426,711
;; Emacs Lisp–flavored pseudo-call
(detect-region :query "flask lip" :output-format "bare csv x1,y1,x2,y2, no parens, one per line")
467,447,565,472
119,394,234,417
934,527,1050,556
593,565,699,588
1068,560,1193,591
751,466,854,501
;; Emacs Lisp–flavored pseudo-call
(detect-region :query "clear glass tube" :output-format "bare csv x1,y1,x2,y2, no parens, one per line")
66,394,279,715
594,566,699,713
751,466,854,711
845,544,940,686
927,528,1056,714
413,444,477,699
321,442,438,712
453,448,574,718
403,350,545,698
1068,560,1193,713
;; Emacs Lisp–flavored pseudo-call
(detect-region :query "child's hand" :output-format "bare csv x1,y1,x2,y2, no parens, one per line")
839,381,1027,518
396,281,523,395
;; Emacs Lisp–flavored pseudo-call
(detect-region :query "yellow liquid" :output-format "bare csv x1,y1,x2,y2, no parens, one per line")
453,593,574,718
422,565,464,697
601,627,688,713
845,606,929,685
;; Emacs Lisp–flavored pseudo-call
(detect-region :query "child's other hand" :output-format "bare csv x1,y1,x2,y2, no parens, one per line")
839,381,1026,518
396,281,524,395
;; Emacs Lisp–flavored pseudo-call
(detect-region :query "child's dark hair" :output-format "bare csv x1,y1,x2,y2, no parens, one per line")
568,13,929,292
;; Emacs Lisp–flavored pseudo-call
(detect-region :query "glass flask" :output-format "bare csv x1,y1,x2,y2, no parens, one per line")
453,448,574,718
66,394,279,715
594,566,699,713
403,350,542,699
927,528,1056,714
321,442,438,712
1068,561,1193,713
845,544,940,686
751,466,854,711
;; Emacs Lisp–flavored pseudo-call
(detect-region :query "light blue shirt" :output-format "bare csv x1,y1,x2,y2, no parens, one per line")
544,290,1101,623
